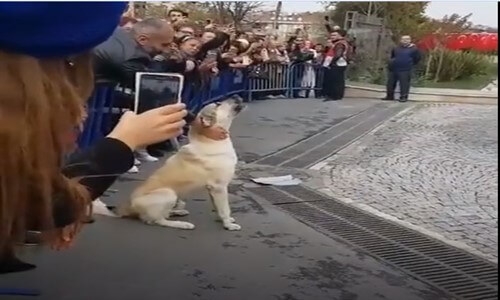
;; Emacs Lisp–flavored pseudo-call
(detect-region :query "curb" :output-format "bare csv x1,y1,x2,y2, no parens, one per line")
345,85,498,105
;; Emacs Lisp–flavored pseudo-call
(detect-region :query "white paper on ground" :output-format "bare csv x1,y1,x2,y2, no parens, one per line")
251,175,302,186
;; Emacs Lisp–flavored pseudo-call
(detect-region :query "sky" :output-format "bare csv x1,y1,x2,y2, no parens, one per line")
278,1,498,28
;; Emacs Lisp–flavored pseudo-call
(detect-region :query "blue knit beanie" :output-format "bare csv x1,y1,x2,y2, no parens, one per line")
0,2,127,58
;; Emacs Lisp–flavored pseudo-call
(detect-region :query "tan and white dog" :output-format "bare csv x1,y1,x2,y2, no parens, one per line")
117,96,245,231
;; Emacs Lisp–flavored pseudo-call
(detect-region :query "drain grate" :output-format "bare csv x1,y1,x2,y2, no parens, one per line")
252,103,388,166
282,105,406,169
248,185,326,204
246,185,498,300
252,103,407,168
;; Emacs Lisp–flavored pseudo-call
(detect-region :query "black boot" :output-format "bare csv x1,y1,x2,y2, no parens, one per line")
0,250,36,274
146,142,175,157
381,95,394,101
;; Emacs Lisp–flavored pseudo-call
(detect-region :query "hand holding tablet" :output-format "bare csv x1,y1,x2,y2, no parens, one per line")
108,104,187,150
106,72,188,150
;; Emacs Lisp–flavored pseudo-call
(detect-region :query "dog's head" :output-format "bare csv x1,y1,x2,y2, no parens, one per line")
197,95,245,130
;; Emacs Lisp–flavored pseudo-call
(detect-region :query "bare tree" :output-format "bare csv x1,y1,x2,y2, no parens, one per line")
208,1,263,27
173,2,212,24
143,3,167,19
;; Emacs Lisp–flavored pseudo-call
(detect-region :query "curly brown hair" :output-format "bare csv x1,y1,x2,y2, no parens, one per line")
0,51,94,256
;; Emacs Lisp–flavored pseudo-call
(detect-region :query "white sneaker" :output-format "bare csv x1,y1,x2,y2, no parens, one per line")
92,198,117,217
136,149,159,162
134,158,141,166
128,165,139,173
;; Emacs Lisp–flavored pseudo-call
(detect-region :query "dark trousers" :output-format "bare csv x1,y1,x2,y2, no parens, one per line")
386,70,411,99
323,66,346,100
292,66,305,98
315,72,324,98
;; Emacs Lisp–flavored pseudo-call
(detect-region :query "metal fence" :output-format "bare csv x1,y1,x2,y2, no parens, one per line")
79,62,327,148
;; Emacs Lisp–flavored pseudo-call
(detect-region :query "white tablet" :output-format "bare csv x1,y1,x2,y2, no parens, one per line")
134,72,184,113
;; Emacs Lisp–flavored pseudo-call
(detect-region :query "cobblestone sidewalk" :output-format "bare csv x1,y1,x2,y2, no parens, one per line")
314,103,498,262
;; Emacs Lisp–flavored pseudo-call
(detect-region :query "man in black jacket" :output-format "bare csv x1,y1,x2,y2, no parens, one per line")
383,35,421,102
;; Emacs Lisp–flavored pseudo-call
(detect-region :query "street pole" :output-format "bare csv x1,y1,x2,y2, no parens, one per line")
273,1,282,37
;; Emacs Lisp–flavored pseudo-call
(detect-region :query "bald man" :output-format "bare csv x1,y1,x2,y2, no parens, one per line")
383,35,421,102
93,18,174,89
93,18,176,161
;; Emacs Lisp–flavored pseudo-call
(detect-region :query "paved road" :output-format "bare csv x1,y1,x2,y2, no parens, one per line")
0,99,453,300
0,161,449,300
231,98,378,162
313,103,498,262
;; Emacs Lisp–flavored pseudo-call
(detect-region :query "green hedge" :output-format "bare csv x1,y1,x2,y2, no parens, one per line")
416,49,492,82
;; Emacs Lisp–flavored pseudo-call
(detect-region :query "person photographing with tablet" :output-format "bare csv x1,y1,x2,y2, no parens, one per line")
0,2,226,276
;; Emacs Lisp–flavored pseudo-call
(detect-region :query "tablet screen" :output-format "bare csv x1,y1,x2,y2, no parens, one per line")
135,73,182,113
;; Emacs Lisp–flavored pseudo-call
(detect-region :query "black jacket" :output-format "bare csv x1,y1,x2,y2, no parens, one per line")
93,28,154,89
54,137,134,228
289,48,315,64
1,138,134,274
196,31,230,62
151,57,187,74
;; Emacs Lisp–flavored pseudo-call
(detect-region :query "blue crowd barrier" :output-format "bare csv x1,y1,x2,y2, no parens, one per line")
288,63,325,98
78,80,118,149
79,63,327,148
247,62,289,101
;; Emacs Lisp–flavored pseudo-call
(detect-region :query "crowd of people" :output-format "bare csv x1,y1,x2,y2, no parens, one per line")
95,8,357,173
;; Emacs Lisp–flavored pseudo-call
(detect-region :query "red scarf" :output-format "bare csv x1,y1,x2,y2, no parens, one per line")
326,47,335,57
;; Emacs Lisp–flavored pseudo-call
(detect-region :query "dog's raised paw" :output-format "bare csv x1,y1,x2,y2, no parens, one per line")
224,223,242,231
